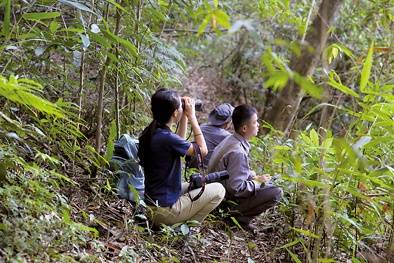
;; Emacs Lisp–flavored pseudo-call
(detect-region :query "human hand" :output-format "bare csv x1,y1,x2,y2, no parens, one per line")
182,96,195,119
250,170,257,179
255,174,271,183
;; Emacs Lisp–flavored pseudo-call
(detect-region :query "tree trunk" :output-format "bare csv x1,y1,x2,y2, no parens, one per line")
114,0,122,140
263,0,343,133
95,1,122,153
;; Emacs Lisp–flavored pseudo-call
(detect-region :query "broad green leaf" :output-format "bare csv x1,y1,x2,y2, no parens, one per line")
22,12,61,21
294,74,323,99
213,0,219,8
230,216,243,230
264,71,289,90
279,238,302,249
326,45,339,64
2,0,11,38
309,129,319,146
198,15,211,35
214,9,231,29
282,175,326,188
128,183,140,205
318,258,336,263
328,77,360,98
335,213,361,231
322,137,333,149
49,21,60,33
59,27,85,34
0,75,64,118
103,30,137,57
106,0,127,12
360,42,374,93
334,43,354,58
89,32,111,48
290,227,320,239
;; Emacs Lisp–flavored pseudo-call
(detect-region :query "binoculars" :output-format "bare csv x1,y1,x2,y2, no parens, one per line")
181,98,203,112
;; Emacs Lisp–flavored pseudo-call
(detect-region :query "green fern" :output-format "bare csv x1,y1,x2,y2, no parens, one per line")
0,75,64,118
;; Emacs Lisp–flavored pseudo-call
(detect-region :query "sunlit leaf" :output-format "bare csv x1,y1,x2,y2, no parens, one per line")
49,21,60,33
106,0,127,12
0,75,64,118
294,74,323,99
328,75,360,98
360,42,374,93
290,227,320,239
22,12,61,21
279,238,302,249
214,9,231,29
197,15,211,35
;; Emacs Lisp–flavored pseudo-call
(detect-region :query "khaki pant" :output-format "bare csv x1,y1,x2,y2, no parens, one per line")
149,182,225,226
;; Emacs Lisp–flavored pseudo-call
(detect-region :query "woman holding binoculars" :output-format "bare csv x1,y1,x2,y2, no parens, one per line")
138,88,225,226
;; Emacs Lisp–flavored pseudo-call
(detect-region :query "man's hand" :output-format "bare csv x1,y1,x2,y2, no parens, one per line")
255,174,271,183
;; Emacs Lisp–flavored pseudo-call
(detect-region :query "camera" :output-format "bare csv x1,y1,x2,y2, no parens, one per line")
189,170,229,190
181,98,203,112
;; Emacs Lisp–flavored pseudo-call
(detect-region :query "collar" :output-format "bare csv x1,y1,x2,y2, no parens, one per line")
233,132,250,154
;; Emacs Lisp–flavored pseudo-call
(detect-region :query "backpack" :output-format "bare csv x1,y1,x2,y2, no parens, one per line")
109,134,144,202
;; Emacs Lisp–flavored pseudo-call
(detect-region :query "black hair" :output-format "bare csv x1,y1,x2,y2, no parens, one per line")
232,104,257,133
138,88,180,167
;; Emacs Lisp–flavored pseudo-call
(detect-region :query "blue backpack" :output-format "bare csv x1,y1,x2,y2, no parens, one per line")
109,134,144,202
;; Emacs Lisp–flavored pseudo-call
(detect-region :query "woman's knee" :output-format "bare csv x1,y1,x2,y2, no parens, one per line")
204,182,225,201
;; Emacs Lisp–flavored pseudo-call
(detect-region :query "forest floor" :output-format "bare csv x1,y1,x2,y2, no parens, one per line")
68,67,291,262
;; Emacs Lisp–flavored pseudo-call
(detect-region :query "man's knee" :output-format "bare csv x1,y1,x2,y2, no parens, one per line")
272,186,283,203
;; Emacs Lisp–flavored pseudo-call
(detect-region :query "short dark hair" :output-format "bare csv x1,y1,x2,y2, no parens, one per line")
232,104,257,132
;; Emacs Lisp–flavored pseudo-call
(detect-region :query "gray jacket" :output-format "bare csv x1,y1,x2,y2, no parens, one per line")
208,133,256,198
201,124,231,168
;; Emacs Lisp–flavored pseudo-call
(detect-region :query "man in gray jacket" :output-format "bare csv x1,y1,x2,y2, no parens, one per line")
200,103,234,168
208,104,282,232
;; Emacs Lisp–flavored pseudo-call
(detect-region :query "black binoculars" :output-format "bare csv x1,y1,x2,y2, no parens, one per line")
181,98,203,112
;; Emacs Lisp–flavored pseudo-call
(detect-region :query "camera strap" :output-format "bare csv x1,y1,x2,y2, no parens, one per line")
186,142,206,202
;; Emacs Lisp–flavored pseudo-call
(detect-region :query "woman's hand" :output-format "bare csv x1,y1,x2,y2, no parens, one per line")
182,96,195,120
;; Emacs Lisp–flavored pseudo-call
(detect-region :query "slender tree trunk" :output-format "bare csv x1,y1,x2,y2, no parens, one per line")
95,58,109,153
78,50,85,122
114,0,122,140
263,0,343,133
95,1,122,153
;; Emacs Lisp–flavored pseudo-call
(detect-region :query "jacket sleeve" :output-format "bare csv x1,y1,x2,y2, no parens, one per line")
224,151,256,198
